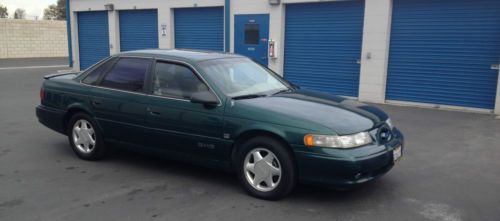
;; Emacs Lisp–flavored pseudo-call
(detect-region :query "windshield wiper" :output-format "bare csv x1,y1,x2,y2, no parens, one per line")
272,89,292,95
231,94,268,100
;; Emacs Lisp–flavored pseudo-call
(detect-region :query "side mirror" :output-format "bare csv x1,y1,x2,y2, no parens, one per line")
190,91,219,106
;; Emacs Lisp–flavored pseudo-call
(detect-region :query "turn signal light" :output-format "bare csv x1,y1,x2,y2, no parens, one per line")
304,134,314,146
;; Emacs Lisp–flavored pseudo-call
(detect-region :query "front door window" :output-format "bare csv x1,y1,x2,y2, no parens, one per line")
152,62,209,99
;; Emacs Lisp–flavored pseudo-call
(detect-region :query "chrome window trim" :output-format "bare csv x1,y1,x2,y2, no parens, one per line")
79,55,223,106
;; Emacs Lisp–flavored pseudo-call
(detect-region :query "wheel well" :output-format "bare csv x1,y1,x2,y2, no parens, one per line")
231,130,295,163
63,108,90,131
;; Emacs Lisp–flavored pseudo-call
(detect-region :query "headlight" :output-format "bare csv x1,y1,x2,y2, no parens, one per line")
304,132,373,149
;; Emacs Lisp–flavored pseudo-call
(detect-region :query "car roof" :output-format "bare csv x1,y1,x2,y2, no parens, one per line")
118,49,245,63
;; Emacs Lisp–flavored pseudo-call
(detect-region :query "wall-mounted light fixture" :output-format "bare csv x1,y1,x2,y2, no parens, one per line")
269,0,280,5
104,4,114,11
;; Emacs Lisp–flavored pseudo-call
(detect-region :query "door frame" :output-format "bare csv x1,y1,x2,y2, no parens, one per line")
234,14,270,67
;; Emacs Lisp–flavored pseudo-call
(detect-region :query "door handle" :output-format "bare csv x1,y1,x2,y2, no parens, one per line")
491,64,499,70
91,100,102,106
356,59,361,64
147,107,161,116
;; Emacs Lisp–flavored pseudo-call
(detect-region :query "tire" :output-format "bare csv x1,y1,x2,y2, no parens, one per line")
67,112,106,161
235,136,297,200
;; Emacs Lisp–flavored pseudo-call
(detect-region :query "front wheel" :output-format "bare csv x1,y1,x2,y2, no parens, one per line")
67,112,106,160
236,136,297,200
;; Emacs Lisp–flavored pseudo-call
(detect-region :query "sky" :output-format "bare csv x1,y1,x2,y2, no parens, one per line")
1,0,57,19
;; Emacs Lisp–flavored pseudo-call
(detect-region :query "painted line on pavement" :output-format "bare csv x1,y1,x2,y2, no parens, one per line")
0,65,69,70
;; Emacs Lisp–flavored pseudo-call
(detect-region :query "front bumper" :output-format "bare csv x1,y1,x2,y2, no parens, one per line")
294,128,404,187
36,105,66,134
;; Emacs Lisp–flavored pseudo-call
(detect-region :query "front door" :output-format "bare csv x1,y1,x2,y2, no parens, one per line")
143,60,227,161
234,14,269,66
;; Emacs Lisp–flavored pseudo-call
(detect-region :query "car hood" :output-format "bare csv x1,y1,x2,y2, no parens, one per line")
227,89,389,135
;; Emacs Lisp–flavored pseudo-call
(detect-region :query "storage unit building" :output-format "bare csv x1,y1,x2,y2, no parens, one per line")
67,0,500,114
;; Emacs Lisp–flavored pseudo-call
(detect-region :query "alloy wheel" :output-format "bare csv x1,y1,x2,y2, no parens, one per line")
243,148,282,192
72,119,96,154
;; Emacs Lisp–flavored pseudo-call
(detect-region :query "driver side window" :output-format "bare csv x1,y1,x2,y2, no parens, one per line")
153,62,209,99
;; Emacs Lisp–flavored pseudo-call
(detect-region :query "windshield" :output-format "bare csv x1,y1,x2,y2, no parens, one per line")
198,58,290,97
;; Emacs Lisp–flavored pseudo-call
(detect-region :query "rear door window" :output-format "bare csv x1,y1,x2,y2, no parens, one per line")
82,57,117,85
100,57,152,92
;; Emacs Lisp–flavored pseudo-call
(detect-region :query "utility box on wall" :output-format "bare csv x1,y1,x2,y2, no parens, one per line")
268,39,277,59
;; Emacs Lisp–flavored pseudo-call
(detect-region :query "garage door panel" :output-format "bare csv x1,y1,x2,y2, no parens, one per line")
78,11,110,70
174,7,224,51
284,1,365,97
387,0,500,109
119,9,158,52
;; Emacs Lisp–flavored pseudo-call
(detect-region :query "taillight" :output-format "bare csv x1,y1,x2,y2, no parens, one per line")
40,87,45,101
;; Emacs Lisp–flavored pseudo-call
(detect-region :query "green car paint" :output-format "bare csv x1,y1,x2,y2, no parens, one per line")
36,49,404,187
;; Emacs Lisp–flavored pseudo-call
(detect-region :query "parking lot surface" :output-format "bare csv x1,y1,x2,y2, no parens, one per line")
0,58,499,221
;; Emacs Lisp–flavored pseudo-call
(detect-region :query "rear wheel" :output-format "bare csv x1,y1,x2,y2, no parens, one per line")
67,113,106,160
235,136,297,200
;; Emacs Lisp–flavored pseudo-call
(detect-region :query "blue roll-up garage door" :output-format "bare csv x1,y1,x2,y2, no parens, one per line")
119,9,159,52
284,1,365,97
174,7,224,51
387,0,500,109
78,11,109,70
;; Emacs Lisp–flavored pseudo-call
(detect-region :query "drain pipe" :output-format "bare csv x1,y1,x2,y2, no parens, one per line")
224,0,230,52
66,0,73,67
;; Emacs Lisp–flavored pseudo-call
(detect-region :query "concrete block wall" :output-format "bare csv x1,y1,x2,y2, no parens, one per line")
0,19,68,59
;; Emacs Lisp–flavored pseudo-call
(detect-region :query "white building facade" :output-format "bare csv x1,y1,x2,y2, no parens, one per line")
67,0,500,114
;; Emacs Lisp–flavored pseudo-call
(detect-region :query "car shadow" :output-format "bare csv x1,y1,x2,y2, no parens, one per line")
51,139,395,202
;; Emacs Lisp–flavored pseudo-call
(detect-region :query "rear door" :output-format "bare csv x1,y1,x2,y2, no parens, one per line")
88,57,153,145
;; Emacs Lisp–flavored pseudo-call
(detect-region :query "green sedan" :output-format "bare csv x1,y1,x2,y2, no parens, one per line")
36,49,404,200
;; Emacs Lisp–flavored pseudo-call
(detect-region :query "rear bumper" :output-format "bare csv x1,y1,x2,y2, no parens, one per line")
36,105,66,134
294,128,404,187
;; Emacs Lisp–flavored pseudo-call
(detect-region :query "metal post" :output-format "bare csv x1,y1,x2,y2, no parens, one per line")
224,0,230,52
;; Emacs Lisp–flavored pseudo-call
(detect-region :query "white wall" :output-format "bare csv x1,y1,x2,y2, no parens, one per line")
358,0,393,103
495,68,500,114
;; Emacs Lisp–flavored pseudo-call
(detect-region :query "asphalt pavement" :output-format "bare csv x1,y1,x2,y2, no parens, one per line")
0,58,499,221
